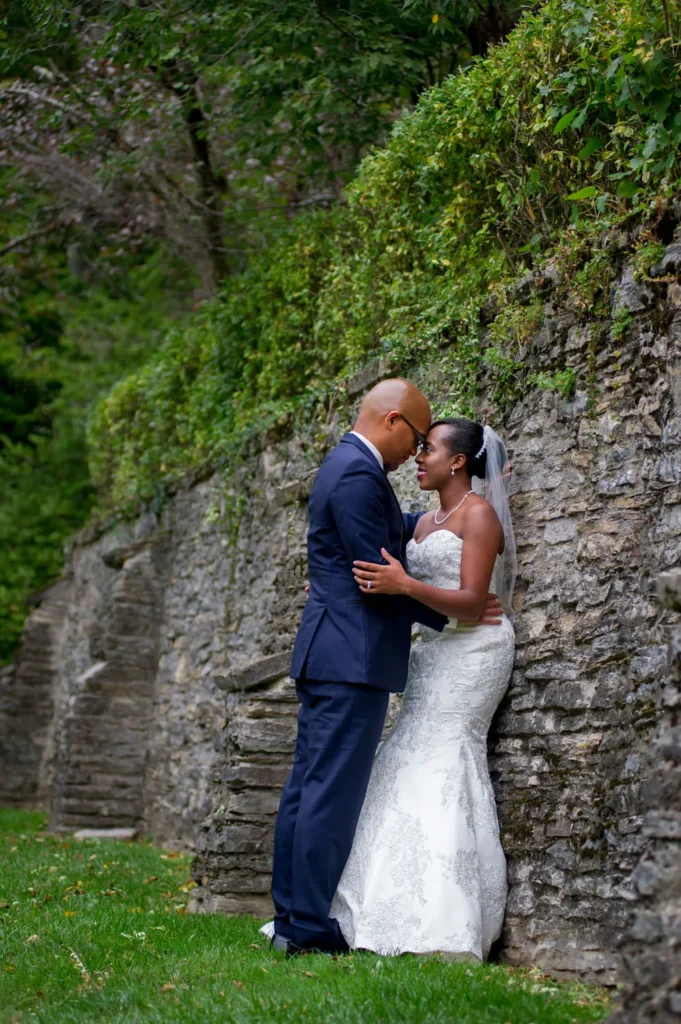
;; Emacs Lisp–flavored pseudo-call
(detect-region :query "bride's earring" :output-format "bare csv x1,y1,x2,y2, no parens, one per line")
450,467,456,476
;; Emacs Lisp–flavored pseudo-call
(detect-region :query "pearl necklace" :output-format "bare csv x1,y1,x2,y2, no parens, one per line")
433,489,473,525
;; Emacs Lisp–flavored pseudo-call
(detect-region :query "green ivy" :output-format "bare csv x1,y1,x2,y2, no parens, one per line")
527,370,578,399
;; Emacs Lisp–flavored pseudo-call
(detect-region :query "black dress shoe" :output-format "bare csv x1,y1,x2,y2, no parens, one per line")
271,934,291,953
271,934,347,958
271,934,310,957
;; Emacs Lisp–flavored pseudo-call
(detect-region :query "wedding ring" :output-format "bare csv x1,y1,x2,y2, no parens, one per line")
366,581,372,590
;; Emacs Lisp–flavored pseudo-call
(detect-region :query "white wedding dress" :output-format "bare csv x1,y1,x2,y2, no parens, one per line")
329,529,515,959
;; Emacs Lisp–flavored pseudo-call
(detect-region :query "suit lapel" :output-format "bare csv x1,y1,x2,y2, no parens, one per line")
384,474,404,525
339,434,404,543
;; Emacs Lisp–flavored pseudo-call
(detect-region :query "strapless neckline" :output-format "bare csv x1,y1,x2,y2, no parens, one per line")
409,530,463,548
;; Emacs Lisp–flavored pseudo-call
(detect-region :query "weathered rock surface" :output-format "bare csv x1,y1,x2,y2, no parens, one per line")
609,568,681,1022
0,578,71,806
2,229,681,987
49,534,171,834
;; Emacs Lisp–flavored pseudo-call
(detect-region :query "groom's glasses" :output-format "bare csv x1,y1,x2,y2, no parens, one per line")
398,414,427,451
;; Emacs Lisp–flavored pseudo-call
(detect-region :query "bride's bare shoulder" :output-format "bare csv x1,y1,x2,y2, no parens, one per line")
462,496,501,530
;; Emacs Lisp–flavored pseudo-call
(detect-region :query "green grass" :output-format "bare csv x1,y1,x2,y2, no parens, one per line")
0,810,612,1023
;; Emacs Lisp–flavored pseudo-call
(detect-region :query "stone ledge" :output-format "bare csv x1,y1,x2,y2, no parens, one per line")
187,888,271,917
101,530,172,569
271,472,316,507
24,576,72,608
214,651,293,693
72,827,139,841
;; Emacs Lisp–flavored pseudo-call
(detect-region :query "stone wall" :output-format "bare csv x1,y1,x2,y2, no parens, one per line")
189,235,681,988
49,534,171,832
0,578,71,807
140,476,309,847
2,226,681,988
610,568,681,1022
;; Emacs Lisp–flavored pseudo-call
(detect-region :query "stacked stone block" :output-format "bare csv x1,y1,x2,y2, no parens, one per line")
0,579,71,806
610,568,681,1022
50,540,169,831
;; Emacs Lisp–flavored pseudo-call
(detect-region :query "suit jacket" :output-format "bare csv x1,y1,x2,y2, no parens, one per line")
290,433,447,692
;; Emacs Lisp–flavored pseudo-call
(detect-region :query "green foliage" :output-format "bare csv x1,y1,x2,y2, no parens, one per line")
2,0,521,281
484,300,545,405
611,306,634,340
631,234,667,280
527,369,578,399
0,0,78,77
104,0,516,173
0,429,91,660
89,0,681,515
0,247,195,662
0,808,611,1024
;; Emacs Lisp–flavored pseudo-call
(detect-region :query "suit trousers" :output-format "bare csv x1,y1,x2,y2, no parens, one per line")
271,678,389,952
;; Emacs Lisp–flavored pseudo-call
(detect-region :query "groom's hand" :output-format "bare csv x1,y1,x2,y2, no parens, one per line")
479,593,503,626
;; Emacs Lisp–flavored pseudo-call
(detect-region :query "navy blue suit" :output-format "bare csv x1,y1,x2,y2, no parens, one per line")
272,434,446,952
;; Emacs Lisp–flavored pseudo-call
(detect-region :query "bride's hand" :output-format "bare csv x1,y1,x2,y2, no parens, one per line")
479,592,504,625
353,548,410,595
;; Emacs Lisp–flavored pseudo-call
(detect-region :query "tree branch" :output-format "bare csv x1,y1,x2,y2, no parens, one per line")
5,82,98,124
207,0,289,66
0,220,60,258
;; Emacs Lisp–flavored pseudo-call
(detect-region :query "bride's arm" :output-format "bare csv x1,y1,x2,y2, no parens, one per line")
352,504,503,621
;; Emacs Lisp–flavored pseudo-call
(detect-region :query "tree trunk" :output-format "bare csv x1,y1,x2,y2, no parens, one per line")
184,81,229,289
160,64,229,290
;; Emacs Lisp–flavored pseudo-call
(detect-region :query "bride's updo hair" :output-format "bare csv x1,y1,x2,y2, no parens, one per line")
429,417,487,479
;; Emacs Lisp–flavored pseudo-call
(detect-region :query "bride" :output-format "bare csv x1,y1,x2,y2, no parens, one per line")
329,416,516,960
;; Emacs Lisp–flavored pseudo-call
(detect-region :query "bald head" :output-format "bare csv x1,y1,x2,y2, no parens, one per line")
353,378,431,472
357,379,430,425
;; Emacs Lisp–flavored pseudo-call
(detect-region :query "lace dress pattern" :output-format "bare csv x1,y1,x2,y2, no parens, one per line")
330,530,515,959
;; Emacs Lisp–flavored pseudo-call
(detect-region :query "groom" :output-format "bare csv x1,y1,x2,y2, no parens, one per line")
270,379,501,955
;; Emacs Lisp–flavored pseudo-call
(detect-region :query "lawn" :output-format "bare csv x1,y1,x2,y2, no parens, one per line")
0,809,612,1023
